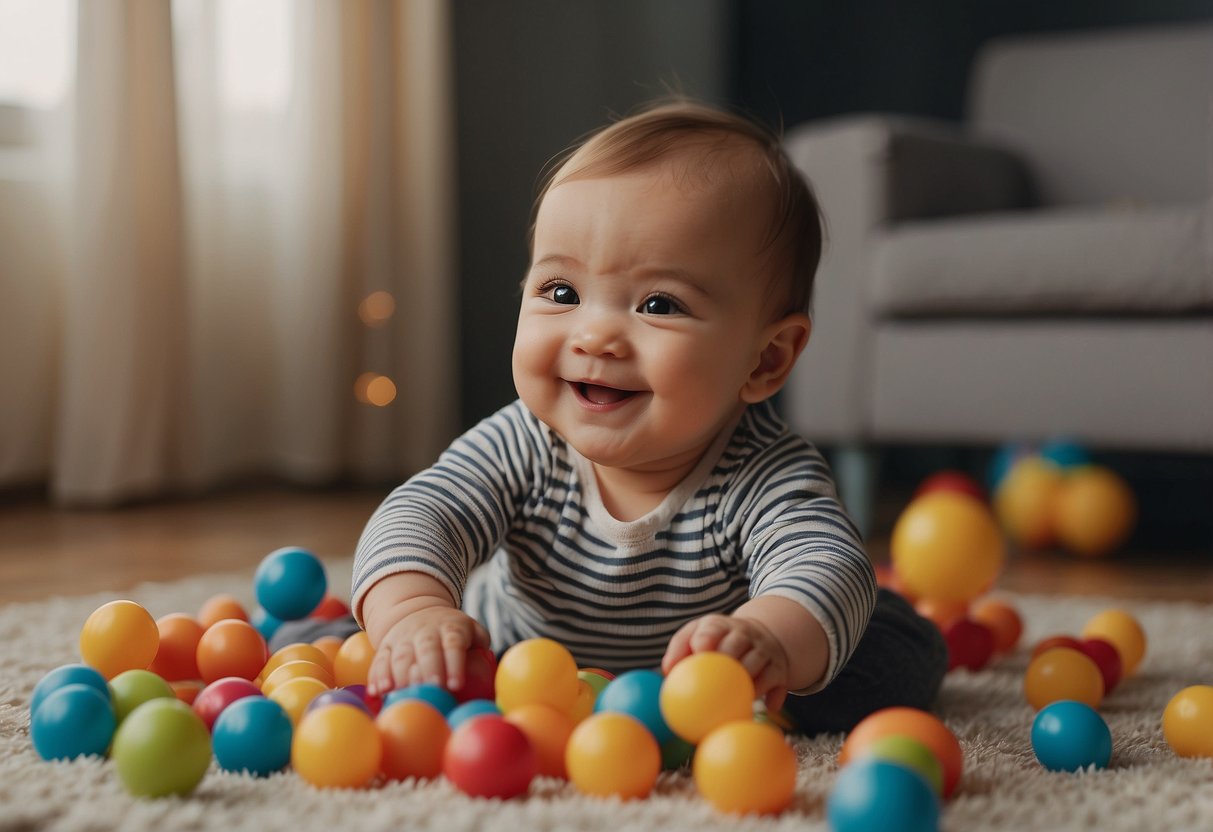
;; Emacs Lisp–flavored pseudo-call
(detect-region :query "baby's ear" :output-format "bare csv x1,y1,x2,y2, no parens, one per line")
740,313,811,404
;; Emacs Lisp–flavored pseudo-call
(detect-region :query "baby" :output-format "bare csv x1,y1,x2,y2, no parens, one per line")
300,101,945,733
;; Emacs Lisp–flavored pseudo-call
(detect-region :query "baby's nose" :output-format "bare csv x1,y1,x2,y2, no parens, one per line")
571,314,628,357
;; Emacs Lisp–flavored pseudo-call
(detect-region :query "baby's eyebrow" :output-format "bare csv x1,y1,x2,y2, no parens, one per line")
634,267,712,300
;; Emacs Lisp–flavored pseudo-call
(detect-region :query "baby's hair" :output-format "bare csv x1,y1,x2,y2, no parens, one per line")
528,99,823,317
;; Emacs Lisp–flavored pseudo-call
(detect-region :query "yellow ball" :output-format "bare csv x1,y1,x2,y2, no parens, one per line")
260,660,334,697
332,631,375,688
994,457,1063,549
1023,647,1104,711
1054,466,1136,558
565,712,660,800
495,638,579,715
1163,685,1213,758
259,642,334,685
891,492,1005,603
268,676,329,726
659,652,755,744
292,704,382,789
79,600,160,680
1082,609,1147,677
693,720,797,815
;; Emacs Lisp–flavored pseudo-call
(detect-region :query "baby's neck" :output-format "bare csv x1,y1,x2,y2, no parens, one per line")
591,462,690,522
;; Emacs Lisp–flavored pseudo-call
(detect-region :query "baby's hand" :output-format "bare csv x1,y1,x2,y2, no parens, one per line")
661,613,790,711
366,606,490,697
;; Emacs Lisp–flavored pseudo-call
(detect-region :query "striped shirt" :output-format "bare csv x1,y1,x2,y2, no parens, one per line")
351,399,876,693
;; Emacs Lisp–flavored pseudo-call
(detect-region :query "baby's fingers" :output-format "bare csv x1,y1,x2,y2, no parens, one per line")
411,629,447,687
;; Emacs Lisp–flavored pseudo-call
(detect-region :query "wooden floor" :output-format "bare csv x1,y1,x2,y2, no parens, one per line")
1,487,1210,605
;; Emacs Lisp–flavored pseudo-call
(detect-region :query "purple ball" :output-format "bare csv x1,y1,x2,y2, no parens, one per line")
304,688,371,717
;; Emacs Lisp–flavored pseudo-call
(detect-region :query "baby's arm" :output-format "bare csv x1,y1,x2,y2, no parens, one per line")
362,571,490,697
661,596,827,711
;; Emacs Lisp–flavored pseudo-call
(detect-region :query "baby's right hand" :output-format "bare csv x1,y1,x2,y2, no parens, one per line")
366,606,490,697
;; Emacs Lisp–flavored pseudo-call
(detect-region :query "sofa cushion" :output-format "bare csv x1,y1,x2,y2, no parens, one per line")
870,204,1213,316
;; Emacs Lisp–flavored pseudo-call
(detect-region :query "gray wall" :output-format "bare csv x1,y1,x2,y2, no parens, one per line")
452,0,732,426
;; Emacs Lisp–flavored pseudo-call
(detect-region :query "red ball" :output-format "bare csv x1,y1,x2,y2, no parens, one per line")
943,618,995,672
1078,638,1123,694
1032,635,1084,661
192,677,262,731
914,470,986,503
443,714,536,799
451,646,497,704
309,595,351,621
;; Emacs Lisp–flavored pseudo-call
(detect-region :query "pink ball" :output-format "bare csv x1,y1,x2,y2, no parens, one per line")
192,677,262,731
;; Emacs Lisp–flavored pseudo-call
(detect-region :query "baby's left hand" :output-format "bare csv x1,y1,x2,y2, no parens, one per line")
661,613,789,711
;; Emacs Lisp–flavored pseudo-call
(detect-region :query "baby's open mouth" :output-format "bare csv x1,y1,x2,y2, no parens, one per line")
574,382,638,406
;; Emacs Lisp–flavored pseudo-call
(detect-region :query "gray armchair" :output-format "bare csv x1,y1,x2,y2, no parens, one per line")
781,23,1213,532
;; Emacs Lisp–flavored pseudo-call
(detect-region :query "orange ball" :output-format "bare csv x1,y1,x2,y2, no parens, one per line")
376,700,451,781
195,619,268,684
839,707,963,799
568,678,596,724
147,613,205,682
293,704,382,788
565,713,660,800
1054,467,1136,557
994,457,1063,549
891,492,1004,603
969,598,1023,654
495,638,580,715
260,643,334,685
1024,647,1104,710
1163,685,1213,758
269,676,330,726
1082,609,1147,677
914,597,969,631
170,679,205,705
312,636,343,666
659,652,755,744
506,703,577,779
79,600,160,680
333,631,375,688
261,660,334,696
197,594,249,629
694,720,797,815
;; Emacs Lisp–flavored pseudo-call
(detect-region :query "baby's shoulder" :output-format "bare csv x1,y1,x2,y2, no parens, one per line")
708,404,837,505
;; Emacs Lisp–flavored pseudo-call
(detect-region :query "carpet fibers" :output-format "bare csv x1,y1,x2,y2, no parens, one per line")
2,560,1212,831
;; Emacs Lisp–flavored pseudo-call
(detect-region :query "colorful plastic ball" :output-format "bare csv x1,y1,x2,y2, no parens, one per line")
250,607,283,642
1054,467,1136,558
79,600,160,680
333,631,375,688
969,598,1023,654
341,683,382,716
1024,647,1104,711
694,720,797,815
594,669,674,744
1038,439,1091,470
943,618,996,672
384,682,457,715
914,470,986,503
576,668,612,704
659,652,755,744
861,735,945,796
994,457,1064,549
443,714,537,799
196,619,268,683
197,594,249,628
376,700,452,781
1031,700,1112,772
1081,609,1146,677
312,636,344,667
261,642,334,682
261,660,334,697
147,614,205,682
254,547,328,621
569,679,596,723
108,669,175,723
452,646,498,703
269,676,330,726
292,703,383,789
661,735,696,770
827,759,940,832
305,687,371,717
891,492,1004,603
310,594,351,621
565,712,660,800
30,684,116,761
495,638,579,715
987,441,1032,493
914,597,969,631
448,699,503,729
112,698,212,797
1077,638,1123,695
212,696,293,777
504,703,575,779
839,707,963,799
1031,634,1084,660
170,680,205,705
193,677,263,731
29,663,109,717
1163,685,1213,758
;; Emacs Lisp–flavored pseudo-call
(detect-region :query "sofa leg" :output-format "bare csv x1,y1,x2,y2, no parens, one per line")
835,443,879,540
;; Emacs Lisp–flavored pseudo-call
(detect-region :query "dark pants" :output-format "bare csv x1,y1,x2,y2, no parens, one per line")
272,588,947,736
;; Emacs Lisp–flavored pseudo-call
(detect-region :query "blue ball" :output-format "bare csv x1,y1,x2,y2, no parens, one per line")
988,441,1032,492
212,696,293,777
30,664,109,717
593,669,674,744
250,606,284,641
1039,439,1092,470
253,547,327,621
828,759,940,832
383,683,457,715
1031,700,1112,772
31,683,116,762
447,699,502,729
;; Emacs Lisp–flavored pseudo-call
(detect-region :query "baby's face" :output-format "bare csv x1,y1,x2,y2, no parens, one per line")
513,161,779,475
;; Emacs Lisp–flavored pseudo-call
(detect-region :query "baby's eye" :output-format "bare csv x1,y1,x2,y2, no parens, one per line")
539,282,579,305
639,294,684,316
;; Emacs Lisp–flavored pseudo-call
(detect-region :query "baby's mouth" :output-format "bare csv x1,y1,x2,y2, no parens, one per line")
573,382,638,406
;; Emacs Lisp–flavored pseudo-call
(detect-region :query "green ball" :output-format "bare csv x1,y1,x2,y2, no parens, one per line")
108,670,175,724
863,735,945,796
112,699,211,798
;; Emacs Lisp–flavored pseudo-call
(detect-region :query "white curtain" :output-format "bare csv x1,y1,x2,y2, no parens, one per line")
0,0,458,504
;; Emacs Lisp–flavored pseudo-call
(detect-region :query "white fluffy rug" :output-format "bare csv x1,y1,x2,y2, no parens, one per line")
3,560,1213,832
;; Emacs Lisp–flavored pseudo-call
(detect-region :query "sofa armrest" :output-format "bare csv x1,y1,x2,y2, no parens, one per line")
779,115,1031,445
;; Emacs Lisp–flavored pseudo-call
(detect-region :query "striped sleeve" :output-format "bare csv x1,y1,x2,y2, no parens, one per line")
723,410,877,694
350,401,545,626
